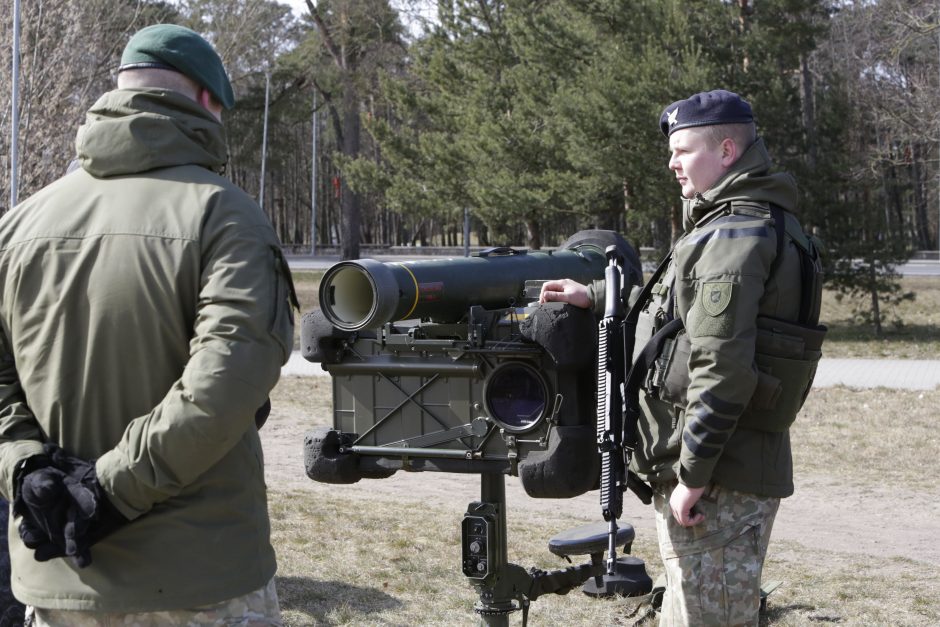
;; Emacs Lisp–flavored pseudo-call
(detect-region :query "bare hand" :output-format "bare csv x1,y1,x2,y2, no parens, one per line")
669,484,706,527
539,279,592,309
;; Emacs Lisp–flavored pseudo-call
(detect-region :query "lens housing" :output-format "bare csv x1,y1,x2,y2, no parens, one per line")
483,362,549,433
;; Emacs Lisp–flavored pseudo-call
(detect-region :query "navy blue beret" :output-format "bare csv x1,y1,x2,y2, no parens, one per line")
660,90,753,137
119,24,235,110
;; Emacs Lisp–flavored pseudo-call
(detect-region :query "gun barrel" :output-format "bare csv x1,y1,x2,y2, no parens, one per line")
319,244,608,331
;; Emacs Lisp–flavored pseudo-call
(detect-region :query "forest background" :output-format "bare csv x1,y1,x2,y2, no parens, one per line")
0,0,938,333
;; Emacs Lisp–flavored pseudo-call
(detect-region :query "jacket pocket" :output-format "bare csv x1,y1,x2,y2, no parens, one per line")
269,246,299,362
738,316,827,432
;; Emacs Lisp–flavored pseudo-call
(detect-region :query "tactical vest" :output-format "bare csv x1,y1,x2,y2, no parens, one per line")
627,205,826,433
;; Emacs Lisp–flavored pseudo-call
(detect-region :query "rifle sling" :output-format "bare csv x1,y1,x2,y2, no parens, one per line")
624,319,684,400
624,251,672,329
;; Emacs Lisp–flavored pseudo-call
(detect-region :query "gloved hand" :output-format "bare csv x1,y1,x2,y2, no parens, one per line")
13,464,70,562
13,444,128,568
43,443,129,568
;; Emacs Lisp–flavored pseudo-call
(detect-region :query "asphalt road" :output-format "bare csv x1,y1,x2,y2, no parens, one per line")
283,351,940,389
895,259,940,276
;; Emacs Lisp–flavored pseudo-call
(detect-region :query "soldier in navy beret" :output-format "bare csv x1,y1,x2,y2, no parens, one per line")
662,89,759,200
542,88,821,625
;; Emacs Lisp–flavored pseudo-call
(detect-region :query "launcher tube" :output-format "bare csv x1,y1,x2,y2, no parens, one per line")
319,246,608,331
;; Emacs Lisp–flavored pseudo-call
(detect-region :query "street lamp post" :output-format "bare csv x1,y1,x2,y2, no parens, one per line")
311,92,318,256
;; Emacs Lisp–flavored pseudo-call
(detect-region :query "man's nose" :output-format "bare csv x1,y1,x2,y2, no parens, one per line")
668,153,680,171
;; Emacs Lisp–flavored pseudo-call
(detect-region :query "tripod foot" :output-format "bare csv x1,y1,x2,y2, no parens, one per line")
582,556,652,598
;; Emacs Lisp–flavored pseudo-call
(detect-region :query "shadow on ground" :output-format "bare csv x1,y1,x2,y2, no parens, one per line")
761,603,843,624
276,575,402,622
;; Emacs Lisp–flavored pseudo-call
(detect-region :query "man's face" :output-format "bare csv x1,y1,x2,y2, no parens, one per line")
667,128,728,199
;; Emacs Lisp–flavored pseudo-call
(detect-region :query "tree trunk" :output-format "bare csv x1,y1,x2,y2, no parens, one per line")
911,142,931,250
868,258,882,337
340,81,361,260
800,53,817,169
884,160,905,243
670,204,683,245
525,216,541,250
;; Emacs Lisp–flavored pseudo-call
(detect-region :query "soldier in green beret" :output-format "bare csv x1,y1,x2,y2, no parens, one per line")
0,24,293,625
541,90,823,625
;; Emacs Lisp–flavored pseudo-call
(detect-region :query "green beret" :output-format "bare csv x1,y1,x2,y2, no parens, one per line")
119,24,235,110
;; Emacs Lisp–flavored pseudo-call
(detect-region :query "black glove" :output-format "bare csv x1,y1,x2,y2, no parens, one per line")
43,443,128,568
13,444,128,568
13,464,70,562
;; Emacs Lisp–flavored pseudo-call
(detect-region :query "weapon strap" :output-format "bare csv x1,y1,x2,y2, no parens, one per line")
768,204,819,325
620,252,673,449
623,318,684,410
624,251,673,327
768,204,787,282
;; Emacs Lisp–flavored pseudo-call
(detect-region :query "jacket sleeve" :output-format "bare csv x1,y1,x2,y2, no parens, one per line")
585,279,607,317
675,216,776,488
0,327,46,500
95,193,295,519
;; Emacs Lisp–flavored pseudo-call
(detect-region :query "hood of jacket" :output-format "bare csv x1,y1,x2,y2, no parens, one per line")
76,88,227,178
682,138,798,231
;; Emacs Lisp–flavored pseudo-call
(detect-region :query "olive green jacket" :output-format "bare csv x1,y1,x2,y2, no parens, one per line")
0,89,294,610
630,139,806,497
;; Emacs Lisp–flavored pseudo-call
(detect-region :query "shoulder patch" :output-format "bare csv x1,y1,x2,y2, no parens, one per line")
701,281,733,316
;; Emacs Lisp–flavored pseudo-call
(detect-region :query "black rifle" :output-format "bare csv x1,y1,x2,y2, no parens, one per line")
596,246,659,581
596,247,627,576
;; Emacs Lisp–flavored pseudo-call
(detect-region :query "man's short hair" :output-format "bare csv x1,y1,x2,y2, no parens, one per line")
699,122,757,151
116,67,202,102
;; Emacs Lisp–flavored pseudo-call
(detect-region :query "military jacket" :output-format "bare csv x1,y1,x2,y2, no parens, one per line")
630,139,810,498
0,89,294,610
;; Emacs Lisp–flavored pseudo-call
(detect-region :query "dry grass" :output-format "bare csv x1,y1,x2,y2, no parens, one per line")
269,486,940,626
269,489,663,626
265,377,940,626
759,540,940,626
792,387,940,491
820,276,940,358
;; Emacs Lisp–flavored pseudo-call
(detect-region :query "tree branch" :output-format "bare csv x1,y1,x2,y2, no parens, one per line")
305,0,345,70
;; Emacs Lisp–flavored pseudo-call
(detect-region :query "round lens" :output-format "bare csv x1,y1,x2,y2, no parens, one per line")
484,362,548,433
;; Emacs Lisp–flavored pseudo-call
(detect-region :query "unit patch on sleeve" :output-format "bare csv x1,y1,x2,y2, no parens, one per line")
689,281,736,338
701,282,733,316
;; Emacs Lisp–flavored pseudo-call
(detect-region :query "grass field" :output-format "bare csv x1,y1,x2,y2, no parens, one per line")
819,277,940,358
264,378,940,626
275,270,940,625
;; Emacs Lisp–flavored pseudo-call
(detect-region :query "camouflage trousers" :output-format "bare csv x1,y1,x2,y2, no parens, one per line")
24,577,282,627
653,482,779,627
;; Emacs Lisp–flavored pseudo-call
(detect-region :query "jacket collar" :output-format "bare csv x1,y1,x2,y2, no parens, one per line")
76,88,228,178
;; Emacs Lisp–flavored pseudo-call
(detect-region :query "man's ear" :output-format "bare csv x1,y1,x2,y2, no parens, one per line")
720,137,738,167
197,87,223,121
197,88,213,110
